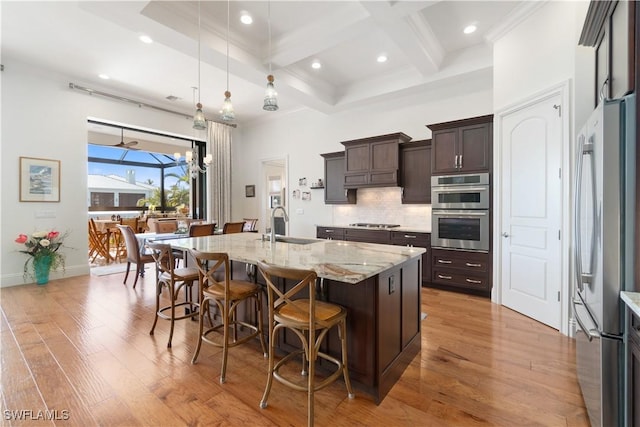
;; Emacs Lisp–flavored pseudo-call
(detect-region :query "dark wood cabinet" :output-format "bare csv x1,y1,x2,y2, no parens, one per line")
400,140,431,204
342,132,412,188
580,0,635,103
344,228,390,244
378,266,402,372
390,231,431,287
431,248,491,296
628,309,640,426
316,226,345,240
321,152,356,205
428,115,493,175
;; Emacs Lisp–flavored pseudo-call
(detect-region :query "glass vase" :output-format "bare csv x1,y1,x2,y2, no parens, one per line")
34,255,52,285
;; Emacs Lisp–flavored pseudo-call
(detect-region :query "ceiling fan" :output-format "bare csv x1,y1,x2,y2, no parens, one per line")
111,128,139,150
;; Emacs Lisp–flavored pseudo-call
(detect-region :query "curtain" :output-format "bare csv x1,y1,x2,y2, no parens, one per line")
207,122,232,227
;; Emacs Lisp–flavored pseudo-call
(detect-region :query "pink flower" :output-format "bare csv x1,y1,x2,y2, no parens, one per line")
47,231,60,240
15,234,28,244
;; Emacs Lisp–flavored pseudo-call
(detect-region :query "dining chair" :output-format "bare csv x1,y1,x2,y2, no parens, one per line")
222,221,245,234
257,260,354,427
188,222,217,237
88,218,110,263
116,224,155,289
152,219,178,233
190,249,267,384
173,222,217,267
147,242,200,348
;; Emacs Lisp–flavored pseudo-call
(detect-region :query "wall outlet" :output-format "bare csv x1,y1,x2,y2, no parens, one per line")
296,208,304,215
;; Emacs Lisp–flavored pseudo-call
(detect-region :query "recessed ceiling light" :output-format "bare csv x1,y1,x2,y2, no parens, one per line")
240,12,253,25
377,54,388,63
98,74,110,80
139,34,153,44
463,24,477,34
311,60,322,69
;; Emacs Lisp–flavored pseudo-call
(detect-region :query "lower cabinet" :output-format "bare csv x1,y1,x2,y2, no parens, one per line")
431,248,491,296
344,228,390,244
390,231,431,287
628,310,640,427
316,226,345,240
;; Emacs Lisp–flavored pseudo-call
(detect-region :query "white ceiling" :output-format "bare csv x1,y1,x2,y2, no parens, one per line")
2,1,541,128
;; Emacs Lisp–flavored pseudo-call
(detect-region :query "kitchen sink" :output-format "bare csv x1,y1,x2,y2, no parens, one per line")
259,235,319,245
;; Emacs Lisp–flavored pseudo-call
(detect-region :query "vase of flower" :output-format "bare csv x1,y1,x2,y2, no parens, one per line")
15,229,68,284
34,254,53,285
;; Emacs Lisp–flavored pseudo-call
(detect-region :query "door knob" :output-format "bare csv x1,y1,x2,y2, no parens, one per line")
502,232,510,238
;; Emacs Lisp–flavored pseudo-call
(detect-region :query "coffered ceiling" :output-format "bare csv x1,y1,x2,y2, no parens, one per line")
2,1,542,126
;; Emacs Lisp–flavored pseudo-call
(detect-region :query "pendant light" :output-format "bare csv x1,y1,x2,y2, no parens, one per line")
221,0,235,121
263,0,278,111
193,0,206,130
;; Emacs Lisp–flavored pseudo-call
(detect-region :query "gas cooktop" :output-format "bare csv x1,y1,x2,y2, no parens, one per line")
349,223,401,229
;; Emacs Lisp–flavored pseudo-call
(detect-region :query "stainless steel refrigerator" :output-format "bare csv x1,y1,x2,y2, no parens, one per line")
573,93,636,427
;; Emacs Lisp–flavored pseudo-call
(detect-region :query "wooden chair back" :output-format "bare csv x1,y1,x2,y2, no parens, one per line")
152,219,178,233
222,221,245,234
188,222,217,237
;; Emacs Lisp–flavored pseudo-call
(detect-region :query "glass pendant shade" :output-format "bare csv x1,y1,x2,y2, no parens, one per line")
193,102,206,130
221,91,235,121
263,74,279,111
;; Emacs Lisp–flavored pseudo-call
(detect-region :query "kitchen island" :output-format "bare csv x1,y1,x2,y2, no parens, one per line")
162,232,425,403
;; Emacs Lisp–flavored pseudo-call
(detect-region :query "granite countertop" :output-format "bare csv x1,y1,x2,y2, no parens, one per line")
621,291,640,318
161,232,425,284
317,224,432,234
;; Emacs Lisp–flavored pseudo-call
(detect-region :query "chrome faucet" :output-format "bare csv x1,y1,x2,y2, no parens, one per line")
270,206,289,243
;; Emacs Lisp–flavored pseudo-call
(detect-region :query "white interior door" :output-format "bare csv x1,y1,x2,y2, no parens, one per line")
499,93,563,329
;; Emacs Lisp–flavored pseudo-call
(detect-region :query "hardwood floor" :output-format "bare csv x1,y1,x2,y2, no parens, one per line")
1,270,589,426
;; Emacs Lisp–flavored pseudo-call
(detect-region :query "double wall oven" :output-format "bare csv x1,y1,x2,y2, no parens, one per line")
431,173,490,252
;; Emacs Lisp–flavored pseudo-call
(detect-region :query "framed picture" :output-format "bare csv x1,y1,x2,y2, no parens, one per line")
245,185,255,197
19,157,60,202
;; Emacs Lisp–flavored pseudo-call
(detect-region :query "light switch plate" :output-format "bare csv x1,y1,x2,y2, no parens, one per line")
296,208,304,214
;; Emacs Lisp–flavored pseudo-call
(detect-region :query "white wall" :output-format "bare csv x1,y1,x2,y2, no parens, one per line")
491,0,591,333
1,59,204,287
234,78,493,238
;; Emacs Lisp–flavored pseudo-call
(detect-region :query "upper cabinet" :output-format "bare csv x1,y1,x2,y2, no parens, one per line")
427,115,493,175
321,151,356,205
341,132,412,188
400,139,431,204
579,0,635,103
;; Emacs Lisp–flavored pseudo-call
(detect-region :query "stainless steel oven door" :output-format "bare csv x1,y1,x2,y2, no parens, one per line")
431,184,490,210
431,209,489,251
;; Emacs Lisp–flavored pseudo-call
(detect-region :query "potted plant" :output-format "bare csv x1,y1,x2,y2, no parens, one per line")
15,230,68,285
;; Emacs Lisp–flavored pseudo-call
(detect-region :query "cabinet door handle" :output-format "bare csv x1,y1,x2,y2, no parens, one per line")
404,235,417,239
465,278,482,284
465,262,482,268
325,229,334,233
459,154,463,168
454,155,459,168
437,259,452,264
345,189,348,197
438,274,453,280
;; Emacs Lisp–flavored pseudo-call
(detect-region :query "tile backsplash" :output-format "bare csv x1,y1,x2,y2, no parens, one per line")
333,187,431,228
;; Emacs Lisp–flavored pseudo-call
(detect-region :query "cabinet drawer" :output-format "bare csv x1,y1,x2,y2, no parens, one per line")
432,250,489,273
344,228,390,244
431,268,489,290
317,227,345,240
390,231,430,248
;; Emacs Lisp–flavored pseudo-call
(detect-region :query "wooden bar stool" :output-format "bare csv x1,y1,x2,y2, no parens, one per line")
190,249,267,384
147,242,200,348
257,261,354,427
